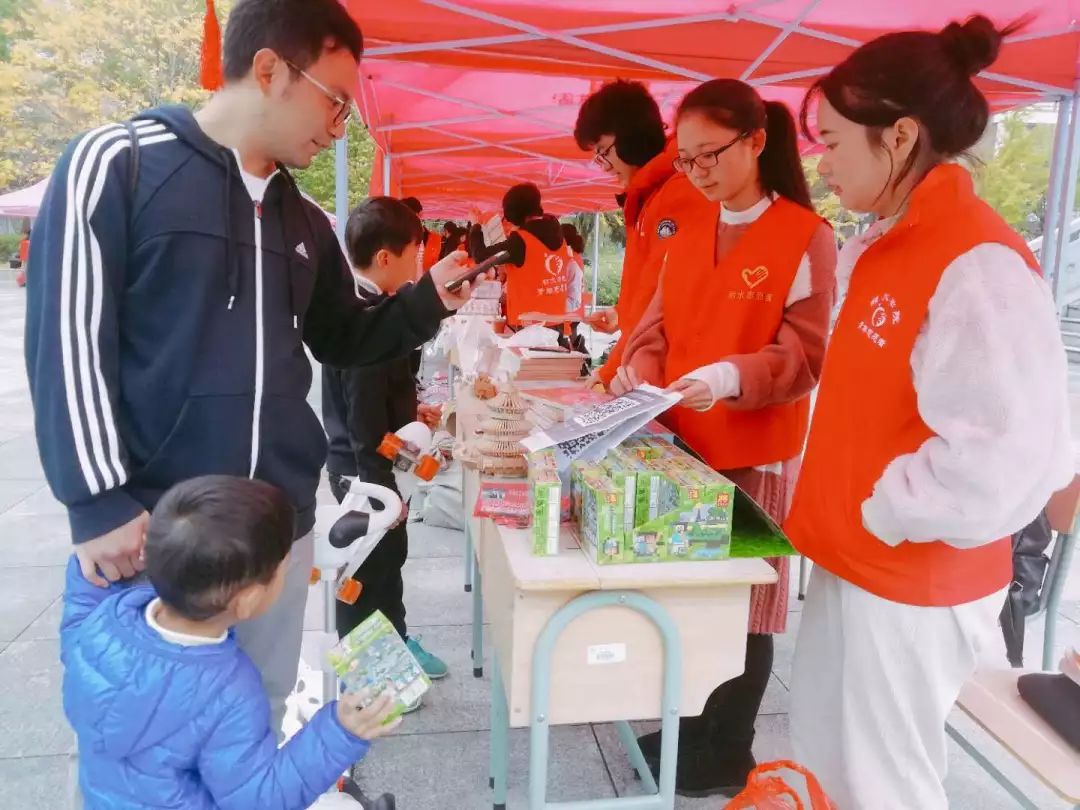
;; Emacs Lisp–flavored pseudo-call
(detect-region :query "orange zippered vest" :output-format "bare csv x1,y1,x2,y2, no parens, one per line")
662,196,824,470
504,230,573,327
784,164,1039,607
421,230,442,272
599,141,718,384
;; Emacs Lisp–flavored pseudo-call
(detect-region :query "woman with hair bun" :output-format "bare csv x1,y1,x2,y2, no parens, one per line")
785,16,1072,808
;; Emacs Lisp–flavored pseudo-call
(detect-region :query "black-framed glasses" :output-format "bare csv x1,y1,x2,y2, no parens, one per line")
593,141,617,171
672,131,751,173
286,60,355,128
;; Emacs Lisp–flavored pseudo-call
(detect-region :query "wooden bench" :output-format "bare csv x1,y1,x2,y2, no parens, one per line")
948,670,1080,809
946,475,1080,808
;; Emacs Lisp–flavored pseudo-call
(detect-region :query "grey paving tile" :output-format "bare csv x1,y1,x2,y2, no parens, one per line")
772,610,800,690
0,640,75,758
405,521,465,560
19,596,63,641
0,754,79,810
401,556,472,628
0,434,45,480
0,565,65,642
351,724,615,808
5,484,67,516
0,426,31,448
0,479,44,513
0,513,72,568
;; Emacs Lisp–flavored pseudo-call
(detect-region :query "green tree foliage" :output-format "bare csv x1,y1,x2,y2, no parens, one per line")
291,120,375,213
975,114,1053,239
0,0,373,209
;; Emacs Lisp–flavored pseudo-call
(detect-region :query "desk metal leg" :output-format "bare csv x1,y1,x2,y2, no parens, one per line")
1043,530,1077,670
491,654,510,810
465,522,474,593
527,591,682,810
322,576,338,704
615,721,657,795
472,553,484,678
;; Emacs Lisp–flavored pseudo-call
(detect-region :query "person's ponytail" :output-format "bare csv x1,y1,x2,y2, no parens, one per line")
761,101,812,210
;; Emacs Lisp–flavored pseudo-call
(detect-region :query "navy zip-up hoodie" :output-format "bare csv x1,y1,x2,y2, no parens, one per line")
26,107,449,544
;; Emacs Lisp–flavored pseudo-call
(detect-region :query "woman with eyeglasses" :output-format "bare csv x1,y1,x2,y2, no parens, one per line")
573,80,715,390
610,78,837,798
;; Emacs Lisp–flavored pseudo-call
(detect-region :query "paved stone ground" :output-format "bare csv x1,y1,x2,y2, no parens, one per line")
0,273,1077,808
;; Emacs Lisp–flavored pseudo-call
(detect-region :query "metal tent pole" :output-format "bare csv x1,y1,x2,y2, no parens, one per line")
1053,85,1080,306
383,152,392,196
334,133,349,242
591,211,601,313
1042,95,1073,284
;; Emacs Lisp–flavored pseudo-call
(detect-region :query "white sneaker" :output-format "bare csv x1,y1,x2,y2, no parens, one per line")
308,790,364,808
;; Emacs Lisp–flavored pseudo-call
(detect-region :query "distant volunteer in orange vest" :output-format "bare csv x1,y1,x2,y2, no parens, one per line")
573,80,713,388
612,79,837,799
401,196,442,273
784,16,1072,809
468,183,573,328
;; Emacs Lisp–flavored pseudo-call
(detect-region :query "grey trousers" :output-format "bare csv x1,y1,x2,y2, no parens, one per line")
235,531,315,737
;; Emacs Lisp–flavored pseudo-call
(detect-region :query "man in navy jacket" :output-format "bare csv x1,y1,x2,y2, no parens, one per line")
25,0,477,732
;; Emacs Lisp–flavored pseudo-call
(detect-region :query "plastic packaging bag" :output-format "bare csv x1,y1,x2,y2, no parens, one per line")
725,761,834,809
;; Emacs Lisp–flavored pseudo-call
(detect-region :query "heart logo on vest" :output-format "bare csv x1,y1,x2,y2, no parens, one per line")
545,254,565,277
741,266,769,289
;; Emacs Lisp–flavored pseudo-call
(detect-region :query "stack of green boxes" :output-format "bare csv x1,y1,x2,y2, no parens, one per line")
572,438,736,564
529,449,562,556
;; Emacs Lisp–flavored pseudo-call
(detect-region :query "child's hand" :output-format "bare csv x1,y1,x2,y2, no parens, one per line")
337,691,402,741
417,403,443,428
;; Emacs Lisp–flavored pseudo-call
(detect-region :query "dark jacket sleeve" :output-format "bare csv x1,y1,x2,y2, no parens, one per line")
303,216,450,368
25,126,148,544
339,354,418,489
321,367,359,477
468,227,525,266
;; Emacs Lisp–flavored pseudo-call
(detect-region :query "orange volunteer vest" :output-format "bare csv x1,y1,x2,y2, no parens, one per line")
421,230,442,272
784,164,1039,607
599,142,718,384
504,231,574,327
662,196,823,471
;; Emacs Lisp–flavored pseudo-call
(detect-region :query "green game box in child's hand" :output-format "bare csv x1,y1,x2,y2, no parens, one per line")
325,611,431,723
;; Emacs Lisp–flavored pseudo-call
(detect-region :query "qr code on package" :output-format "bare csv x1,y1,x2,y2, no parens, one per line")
571,396,639,428
556,431,605,458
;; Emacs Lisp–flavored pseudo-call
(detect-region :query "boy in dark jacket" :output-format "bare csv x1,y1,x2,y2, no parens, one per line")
323,197,448,700
61,475,398,809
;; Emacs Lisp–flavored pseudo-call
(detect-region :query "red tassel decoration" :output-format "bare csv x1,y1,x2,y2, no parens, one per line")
200,0,224,91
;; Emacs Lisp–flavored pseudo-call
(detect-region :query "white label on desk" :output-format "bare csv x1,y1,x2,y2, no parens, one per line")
587,643,627,665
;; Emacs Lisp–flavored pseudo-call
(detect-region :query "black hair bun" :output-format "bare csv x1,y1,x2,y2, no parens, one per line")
939,15,1003,77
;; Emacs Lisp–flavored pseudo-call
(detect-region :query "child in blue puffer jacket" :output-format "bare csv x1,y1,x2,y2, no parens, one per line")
60,475,399,809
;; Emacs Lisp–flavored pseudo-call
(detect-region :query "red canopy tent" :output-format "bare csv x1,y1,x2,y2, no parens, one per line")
345,1,1079,217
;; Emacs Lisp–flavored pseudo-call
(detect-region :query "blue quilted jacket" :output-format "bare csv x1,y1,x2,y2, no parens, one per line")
60,557,369,809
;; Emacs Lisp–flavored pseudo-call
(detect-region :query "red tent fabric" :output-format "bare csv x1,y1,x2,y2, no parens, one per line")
0,178,49,219
347,1,1079,216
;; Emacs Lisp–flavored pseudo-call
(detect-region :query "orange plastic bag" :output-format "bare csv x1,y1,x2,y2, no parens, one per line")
724,761,834,809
